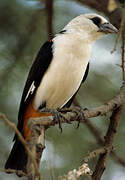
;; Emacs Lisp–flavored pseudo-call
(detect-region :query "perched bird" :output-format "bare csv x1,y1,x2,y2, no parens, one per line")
5,13,117,175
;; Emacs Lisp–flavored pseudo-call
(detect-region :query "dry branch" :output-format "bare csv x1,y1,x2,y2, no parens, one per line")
92,106,123,180
0,113,41,180
44,0,54,39
73,96,125,167
83,147,108,163
28,82,125,129
26,119,46,180
83,118,125,167
59,163,92,180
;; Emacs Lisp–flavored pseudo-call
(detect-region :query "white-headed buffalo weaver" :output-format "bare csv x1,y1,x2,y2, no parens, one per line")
5,13,118,175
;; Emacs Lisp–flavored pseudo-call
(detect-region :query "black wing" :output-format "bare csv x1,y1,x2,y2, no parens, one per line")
16,41,53,136
82,63,89,83
63,63,89,108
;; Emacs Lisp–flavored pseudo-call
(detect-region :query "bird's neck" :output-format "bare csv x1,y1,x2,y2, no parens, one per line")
53,33,93,61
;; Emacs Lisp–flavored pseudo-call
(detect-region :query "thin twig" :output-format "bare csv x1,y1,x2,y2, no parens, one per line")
83,147,107,163
0,113,41,180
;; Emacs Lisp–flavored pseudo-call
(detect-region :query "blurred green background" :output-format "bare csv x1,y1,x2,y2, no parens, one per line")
0,0,125,180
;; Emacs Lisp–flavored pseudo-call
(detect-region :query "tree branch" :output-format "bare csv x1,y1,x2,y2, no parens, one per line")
73,96,125,167
83,147,108,163
83,118,125,167
59,163,92,180
26,120,45,180
0,113,41,180
44,0,54,39
92,106,123,180
28,82,125,129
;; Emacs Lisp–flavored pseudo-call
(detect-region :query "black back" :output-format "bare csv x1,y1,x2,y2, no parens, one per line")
15,41,53,138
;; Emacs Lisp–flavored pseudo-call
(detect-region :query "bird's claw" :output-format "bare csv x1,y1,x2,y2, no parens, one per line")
39,108,72,131
50,109,64,132
53,110,63,132
58,108,72,124
73,106,86,129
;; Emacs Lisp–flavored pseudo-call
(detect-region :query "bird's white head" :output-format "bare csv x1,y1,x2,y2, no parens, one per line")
63,13,118,43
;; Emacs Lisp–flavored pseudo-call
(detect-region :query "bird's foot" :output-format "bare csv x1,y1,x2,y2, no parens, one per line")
39,108,70,131
58,108,72,124
72,106,86,129
51,109,63,132
39,108,62,131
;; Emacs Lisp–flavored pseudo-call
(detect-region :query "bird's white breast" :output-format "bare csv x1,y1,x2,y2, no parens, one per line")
33,34,92,109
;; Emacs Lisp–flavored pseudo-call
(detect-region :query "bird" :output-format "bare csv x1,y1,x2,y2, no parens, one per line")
5,13,117,175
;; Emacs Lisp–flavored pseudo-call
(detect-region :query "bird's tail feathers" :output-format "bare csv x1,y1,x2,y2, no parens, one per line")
5,139,27,177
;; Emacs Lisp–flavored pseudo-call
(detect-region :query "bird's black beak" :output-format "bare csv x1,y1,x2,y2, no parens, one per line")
98,23,118,34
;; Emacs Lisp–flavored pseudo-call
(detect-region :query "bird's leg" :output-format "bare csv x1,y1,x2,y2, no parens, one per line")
51,109,63,132
39,108,69,132
58,108,72,124
72,106,86,128
51,108,73,132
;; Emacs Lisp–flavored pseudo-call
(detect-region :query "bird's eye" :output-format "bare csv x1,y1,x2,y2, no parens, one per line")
90,17,101,28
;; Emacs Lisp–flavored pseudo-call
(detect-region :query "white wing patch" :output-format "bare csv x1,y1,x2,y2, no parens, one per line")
24,81,36,102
